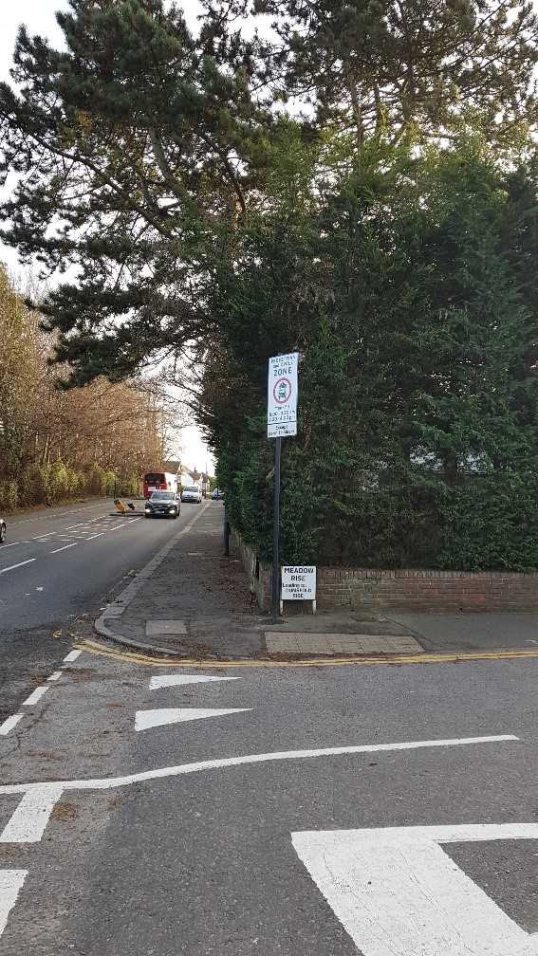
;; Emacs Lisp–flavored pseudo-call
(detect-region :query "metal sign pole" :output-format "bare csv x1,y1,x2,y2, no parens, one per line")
271,436,282,620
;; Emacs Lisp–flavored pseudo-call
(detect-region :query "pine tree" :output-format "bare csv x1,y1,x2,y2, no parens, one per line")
255,0,538,148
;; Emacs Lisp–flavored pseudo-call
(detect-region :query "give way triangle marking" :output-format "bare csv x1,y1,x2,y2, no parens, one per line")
135,707,250,732
149,674,241,690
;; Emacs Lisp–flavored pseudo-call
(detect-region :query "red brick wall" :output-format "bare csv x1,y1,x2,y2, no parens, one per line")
317,568,538,611
234,533,538,611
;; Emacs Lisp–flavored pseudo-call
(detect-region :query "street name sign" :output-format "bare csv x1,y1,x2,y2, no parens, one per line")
282,566,316,602
267,353,298,438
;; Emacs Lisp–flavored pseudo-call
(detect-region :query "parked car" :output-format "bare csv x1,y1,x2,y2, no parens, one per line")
182,485,203,504
0,517,6,544
211,488,224,500
144,490,180,519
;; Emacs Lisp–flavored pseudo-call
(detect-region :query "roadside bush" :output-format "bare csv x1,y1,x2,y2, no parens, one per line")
0,479,18,511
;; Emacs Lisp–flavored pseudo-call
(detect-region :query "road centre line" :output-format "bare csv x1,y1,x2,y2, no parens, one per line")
0,735,518,796
0,715,24,737
21,686,49,707
47,671,63,682
50,543,77,554
0,559,36,576
63,650,82,663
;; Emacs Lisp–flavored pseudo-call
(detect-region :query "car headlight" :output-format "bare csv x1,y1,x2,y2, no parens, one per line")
145,505,151,511
168,506,176,512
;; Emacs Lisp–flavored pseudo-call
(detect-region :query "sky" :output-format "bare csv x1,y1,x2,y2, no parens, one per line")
0,0,213,474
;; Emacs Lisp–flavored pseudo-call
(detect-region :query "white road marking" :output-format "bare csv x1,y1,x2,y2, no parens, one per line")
0,715,23,737
63,650,81,663
87,532,106,540
32,532,57,540
0,787,64,844
50,543,77,554
149,674,241,690
47,671,63,682
21,686,49,707
1,542,25,549
135,707,250,732
0,735,518,795
292,824,538,956
0,870,27,939
0,558,36,576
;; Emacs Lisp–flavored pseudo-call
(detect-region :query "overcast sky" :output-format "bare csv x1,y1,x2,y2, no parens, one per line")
0,0,213,473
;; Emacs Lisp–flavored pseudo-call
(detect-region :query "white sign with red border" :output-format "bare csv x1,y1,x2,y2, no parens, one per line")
268,353,298,438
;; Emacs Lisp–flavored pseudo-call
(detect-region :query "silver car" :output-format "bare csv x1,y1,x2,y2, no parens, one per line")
181,485,202,504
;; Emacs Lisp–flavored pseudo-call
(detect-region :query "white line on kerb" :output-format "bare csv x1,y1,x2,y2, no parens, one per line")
50,543,77,554
0,558,36,576
0,735,518,796
0,788,64,844
0,715,24,737
21,686,49,707
63,650,82,663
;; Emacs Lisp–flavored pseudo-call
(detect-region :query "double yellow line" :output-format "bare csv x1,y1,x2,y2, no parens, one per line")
77,639,538,669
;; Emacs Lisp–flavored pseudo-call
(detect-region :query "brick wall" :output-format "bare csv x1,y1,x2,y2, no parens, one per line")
317,568,538,611
234,535,538,611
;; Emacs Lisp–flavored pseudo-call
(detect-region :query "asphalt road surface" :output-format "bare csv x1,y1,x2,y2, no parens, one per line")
0,499,191,716
1,645,538,954
1,500,538,956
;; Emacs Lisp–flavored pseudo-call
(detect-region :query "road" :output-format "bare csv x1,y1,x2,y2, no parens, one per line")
1,501,538,955
1,652,537,952
0,499,190,717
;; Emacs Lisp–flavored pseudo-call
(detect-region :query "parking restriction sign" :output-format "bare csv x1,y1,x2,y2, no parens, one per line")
267,353,298,438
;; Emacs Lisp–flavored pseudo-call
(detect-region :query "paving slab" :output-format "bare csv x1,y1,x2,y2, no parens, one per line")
145,620,187,637
265,632,424,656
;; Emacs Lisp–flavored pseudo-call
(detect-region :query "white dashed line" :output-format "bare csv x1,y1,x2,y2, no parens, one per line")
21,686,49,707
63,650,82,663
32,532,57,540
50,543,77,554
0,787,64,844
0,559,36,576
86,532,106,540
47,671,63,683
0,715,24,737
0,870,27,938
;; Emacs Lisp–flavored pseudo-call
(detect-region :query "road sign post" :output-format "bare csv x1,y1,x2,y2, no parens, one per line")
268,353,298,619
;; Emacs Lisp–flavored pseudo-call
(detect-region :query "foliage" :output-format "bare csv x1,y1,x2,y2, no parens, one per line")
0,268,171,512
3,2,538,568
